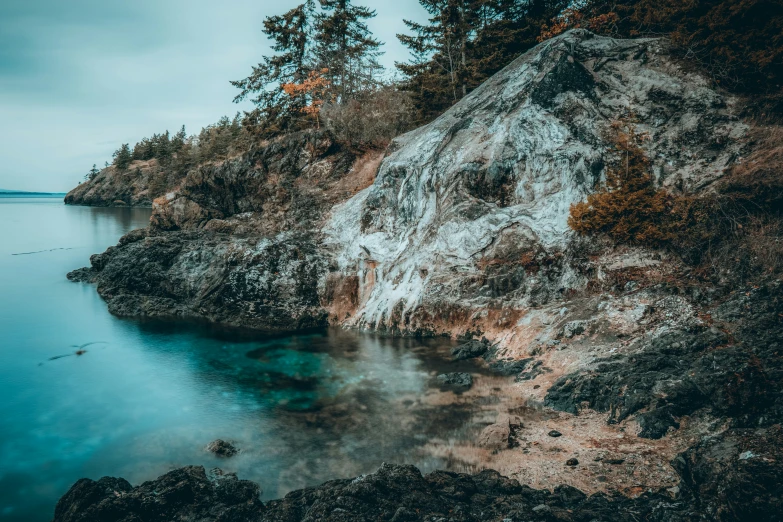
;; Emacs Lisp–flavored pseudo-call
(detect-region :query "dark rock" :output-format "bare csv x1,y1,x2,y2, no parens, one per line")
54,462,708,522
53,466,263,522
436,372,473,389
566,458,579,466
206,439,239,458
674,425,783,522
546,283,783,439
548,430,562,437
605,458,626,465
66,267,93,283
489,357,532,376
451,339,489,360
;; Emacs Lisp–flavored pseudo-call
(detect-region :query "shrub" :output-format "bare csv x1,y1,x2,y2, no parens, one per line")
568,121,676,246
321,85,415,148
570,120,783,279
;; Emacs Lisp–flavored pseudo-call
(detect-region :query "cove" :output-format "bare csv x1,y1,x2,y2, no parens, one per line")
0,199,487,521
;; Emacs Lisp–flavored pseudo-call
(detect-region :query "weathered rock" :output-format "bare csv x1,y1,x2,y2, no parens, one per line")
489,357,533,376
53,466,263,522
477,423,511,450
436,372,473,389
562,320,588,338
58,454,783,522
673,425,783,522
74,230,329,333
326,29,749,334
545,281,783,439
206,439,238,458
496,412,523,429
451,339,489,360
64,159,172,207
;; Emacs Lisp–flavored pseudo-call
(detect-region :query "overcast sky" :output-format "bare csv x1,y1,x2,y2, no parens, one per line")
0,0,426,192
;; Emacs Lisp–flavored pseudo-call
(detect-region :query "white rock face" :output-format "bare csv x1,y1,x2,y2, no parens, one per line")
325,30,748,332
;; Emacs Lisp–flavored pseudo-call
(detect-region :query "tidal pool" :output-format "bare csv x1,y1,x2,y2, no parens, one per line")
0,198,487,521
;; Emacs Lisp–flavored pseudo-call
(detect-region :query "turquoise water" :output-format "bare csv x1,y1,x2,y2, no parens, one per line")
0,199,476,521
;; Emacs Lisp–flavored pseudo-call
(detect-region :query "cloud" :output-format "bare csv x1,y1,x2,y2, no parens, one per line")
0,0,424,192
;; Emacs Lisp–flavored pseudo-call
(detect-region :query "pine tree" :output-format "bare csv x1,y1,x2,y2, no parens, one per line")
232,1,317,134
314,0,383,102
86,164,100,181
113,144,132,170
171,125,187,153
397,0,477,121
397,0,568,123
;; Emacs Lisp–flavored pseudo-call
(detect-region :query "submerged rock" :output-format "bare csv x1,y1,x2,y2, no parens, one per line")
206,439,239,458
451,339,489,360
436,372,473,389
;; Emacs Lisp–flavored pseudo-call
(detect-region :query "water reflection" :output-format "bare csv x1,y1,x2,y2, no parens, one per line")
0,200,485,521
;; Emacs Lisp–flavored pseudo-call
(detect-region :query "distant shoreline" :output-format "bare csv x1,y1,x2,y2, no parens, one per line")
0,192,67,198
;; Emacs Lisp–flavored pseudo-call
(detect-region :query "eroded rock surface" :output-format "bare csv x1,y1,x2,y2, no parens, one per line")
326,29,748,334
61,29,783,519
54,447,783,521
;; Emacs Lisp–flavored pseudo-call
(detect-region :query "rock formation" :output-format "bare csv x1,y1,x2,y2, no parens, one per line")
64,160,172,207
62,29,782,519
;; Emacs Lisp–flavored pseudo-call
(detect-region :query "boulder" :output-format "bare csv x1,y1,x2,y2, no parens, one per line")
478,424,511,450
206,439,239,458
436,372,473,389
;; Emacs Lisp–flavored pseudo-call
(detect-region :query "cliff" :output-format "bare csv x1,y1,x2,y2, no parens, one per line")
63,30,782,518
64,158,179,207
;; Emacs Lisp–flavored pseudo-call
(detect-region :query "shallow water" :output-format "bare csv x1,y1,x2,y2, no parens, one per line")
0,199,484,521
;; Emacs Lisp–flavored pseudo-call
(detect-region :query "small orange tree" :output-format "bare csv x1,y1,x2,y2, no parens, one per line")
538,8,619,42
282,69,331,129
569,120,675,246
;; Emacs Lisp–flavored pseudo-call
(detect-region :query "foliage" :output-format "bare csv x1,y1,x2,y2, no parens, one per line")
321,84,415,147
397,0,568,123
282,69,332,128
560,0,783,100
315,0,383,101
233,0,382,136
568,121,676,246
90,115,254,186
85,164,100,181
112,144,132,170
570,120,783,278
537,7,618,42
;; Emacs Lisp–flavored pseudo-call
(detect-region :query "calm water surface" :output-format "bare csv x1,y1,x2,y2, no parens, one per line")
0,198,479,521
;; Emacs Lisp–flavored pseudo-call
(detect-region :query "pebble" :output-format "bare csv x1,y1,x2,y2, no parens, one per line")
566,458,579,466
548,430,562,437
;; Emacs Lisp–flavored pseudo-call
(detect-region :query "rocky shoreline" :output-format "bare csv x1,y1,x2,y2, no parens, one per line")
54,430,783,522
60,30,783,520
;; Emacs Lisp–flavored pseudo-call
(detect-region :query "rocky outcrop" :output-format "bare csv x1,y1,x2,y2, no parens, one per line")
68,133,382,332
62,29,783,519
53,466,263,522
55,439,783,522
325,29,747,335
64,159,173,207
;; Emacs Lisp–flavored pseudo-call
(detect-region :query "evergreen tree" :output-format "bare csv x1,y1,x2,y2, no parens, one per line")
155,131,172,163
397,0,568,123
314,0,383,102
232,1,317,134
86,164,100,181
397,0,477,121
113,144,132,170
171,125,187,153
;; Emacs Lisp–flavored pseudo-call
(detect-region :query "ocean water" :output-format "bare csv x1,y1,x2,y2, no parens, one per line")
0,198,481,521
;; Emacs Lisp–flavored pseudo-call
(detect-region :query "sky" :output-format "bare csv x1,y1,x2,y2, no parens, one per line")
0,0,427,192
